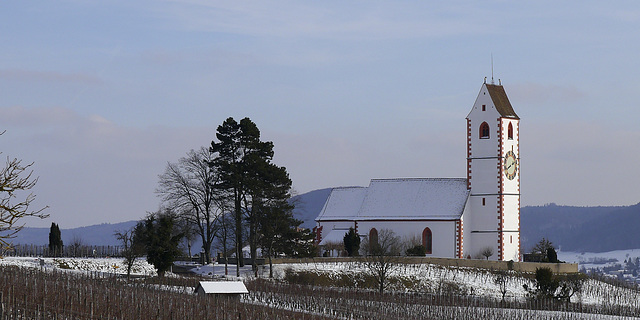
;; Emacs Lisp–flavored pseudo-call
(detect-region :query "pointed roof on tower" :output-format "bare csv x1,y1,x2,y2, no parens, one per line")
486,84,519,119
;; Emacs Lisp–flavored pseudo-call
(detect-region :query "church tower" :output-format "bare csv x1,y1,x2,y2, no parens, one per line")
466,80,520,261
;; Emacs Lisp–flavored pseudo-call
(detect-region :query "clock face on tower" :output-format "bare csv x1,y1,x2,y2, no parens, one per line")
503,150,518,180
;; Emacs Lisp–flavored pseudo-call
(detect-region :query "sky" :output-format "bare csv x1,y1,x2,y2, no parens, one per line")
2,1,640,228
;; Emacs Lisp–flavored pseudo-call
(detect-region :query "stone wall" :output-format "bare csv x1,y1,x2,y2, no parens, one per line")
271,256,579,274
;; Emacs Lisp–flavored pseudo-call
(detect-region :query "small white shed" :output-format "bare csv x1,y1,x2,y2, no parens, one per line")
194,281,249,300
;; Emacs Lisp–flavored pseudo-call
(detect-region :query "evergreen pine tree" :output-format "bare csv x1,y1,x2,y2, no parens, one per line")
48,222,63,257
546,247,559,263
136,211,183,277
210,117,276,276
343,227,360,256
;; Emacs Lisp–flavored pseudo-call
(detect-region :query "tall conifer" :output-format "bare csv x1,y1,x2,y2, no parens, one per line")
48,222,63,257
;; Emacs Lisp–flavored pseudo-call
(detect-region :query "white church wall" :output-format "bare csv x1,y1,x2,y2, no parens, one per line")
357,220,458,258
470,160,500,193
467,85,502,123
467,232,500,260
460,202,470,259
502,232,520,261
502,196,520,230
467,195,499,231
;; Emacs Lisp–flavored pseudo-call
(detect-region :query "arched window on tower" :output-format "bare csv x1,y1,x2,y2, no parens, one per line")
508,122,514,140
422,227,432,254
480,122,490,139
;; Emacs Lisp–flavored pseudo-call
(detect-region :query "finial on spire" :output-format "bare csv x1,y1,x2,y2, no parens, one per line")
484,77,487,84
491,53,495,85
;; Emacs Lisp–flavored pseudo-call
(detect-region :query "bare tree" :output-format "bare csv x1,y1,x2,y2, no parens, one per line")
214,210,235,276
114,227,144,279
68,234,85,257
493,270,511,302
157,147,223,265
175,214,197,258
1,132,48,248
480,247,494,260
361,229,401,294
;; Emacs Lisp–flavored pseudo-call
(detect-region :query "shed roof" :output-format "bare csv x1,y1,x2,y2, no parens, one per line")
318,228,350,246
195,281,248,294
486,84,519,119
316,178,469,222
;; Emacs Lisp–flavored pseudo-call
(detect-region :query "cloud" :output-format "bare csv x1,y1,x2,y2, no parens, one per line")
156,1,493,40
508,82,586,105
0,69,103,85
523,121,640,207
0,106,79,127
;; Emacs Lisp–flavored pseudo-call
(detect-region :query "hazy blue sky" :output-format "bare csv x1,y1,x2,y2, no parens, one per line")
2,1,639,228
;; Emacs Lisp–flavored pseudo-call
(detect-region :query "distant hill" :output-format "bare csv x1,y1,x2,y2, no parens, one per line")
521,203,640,253
8,188,334,248
291,188,332,230
11,221,138,246
11,188,639,253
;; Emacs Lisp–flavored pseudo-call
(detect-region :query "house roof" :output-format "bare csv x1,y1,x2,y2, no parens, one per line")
486,84,519,119
195,281,248,294
316,178,469,222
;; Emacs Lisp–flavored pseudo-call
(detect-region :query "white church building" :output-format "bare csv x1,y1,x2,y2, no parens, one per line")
315,81,521,261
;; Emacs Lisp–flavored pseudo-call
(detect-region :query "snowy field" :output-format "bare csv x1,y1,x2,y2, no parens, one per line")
2,255,638,306
2,255,640,319
0,256,260,279
264,262,625,305
0,256,158,276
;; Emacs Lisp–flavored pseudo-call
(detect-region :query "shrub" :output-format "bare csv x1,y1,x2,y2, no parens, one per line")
405,245,427,256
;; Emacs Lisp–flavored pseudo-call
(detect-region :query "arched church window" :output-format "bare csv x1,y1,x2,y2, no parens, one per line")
422,227,432,254
480,122,490,139
508,122,514,140
369,228,379,253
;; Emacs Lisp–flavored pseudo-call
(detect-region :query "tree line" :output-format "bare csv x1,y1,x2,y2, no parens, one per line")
117,117,315,278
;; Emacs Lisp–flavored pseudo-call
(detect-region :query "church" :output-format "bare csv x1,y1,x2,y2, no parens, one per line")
315,80,521,261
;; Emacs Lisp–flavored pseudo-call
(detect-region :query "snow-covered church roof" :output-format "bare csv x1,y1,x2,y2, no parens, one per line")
316,178,469,222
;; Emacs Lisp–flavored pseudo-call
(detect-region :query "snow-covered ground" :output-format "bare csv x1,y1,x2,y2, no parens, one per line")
0,256,157,276
558,249,640,270
3,255,640,318
263,261,640,310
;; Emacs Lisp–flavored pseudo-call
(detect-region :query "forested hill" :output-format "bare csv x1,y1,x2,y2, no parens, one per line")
521,203,640,253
